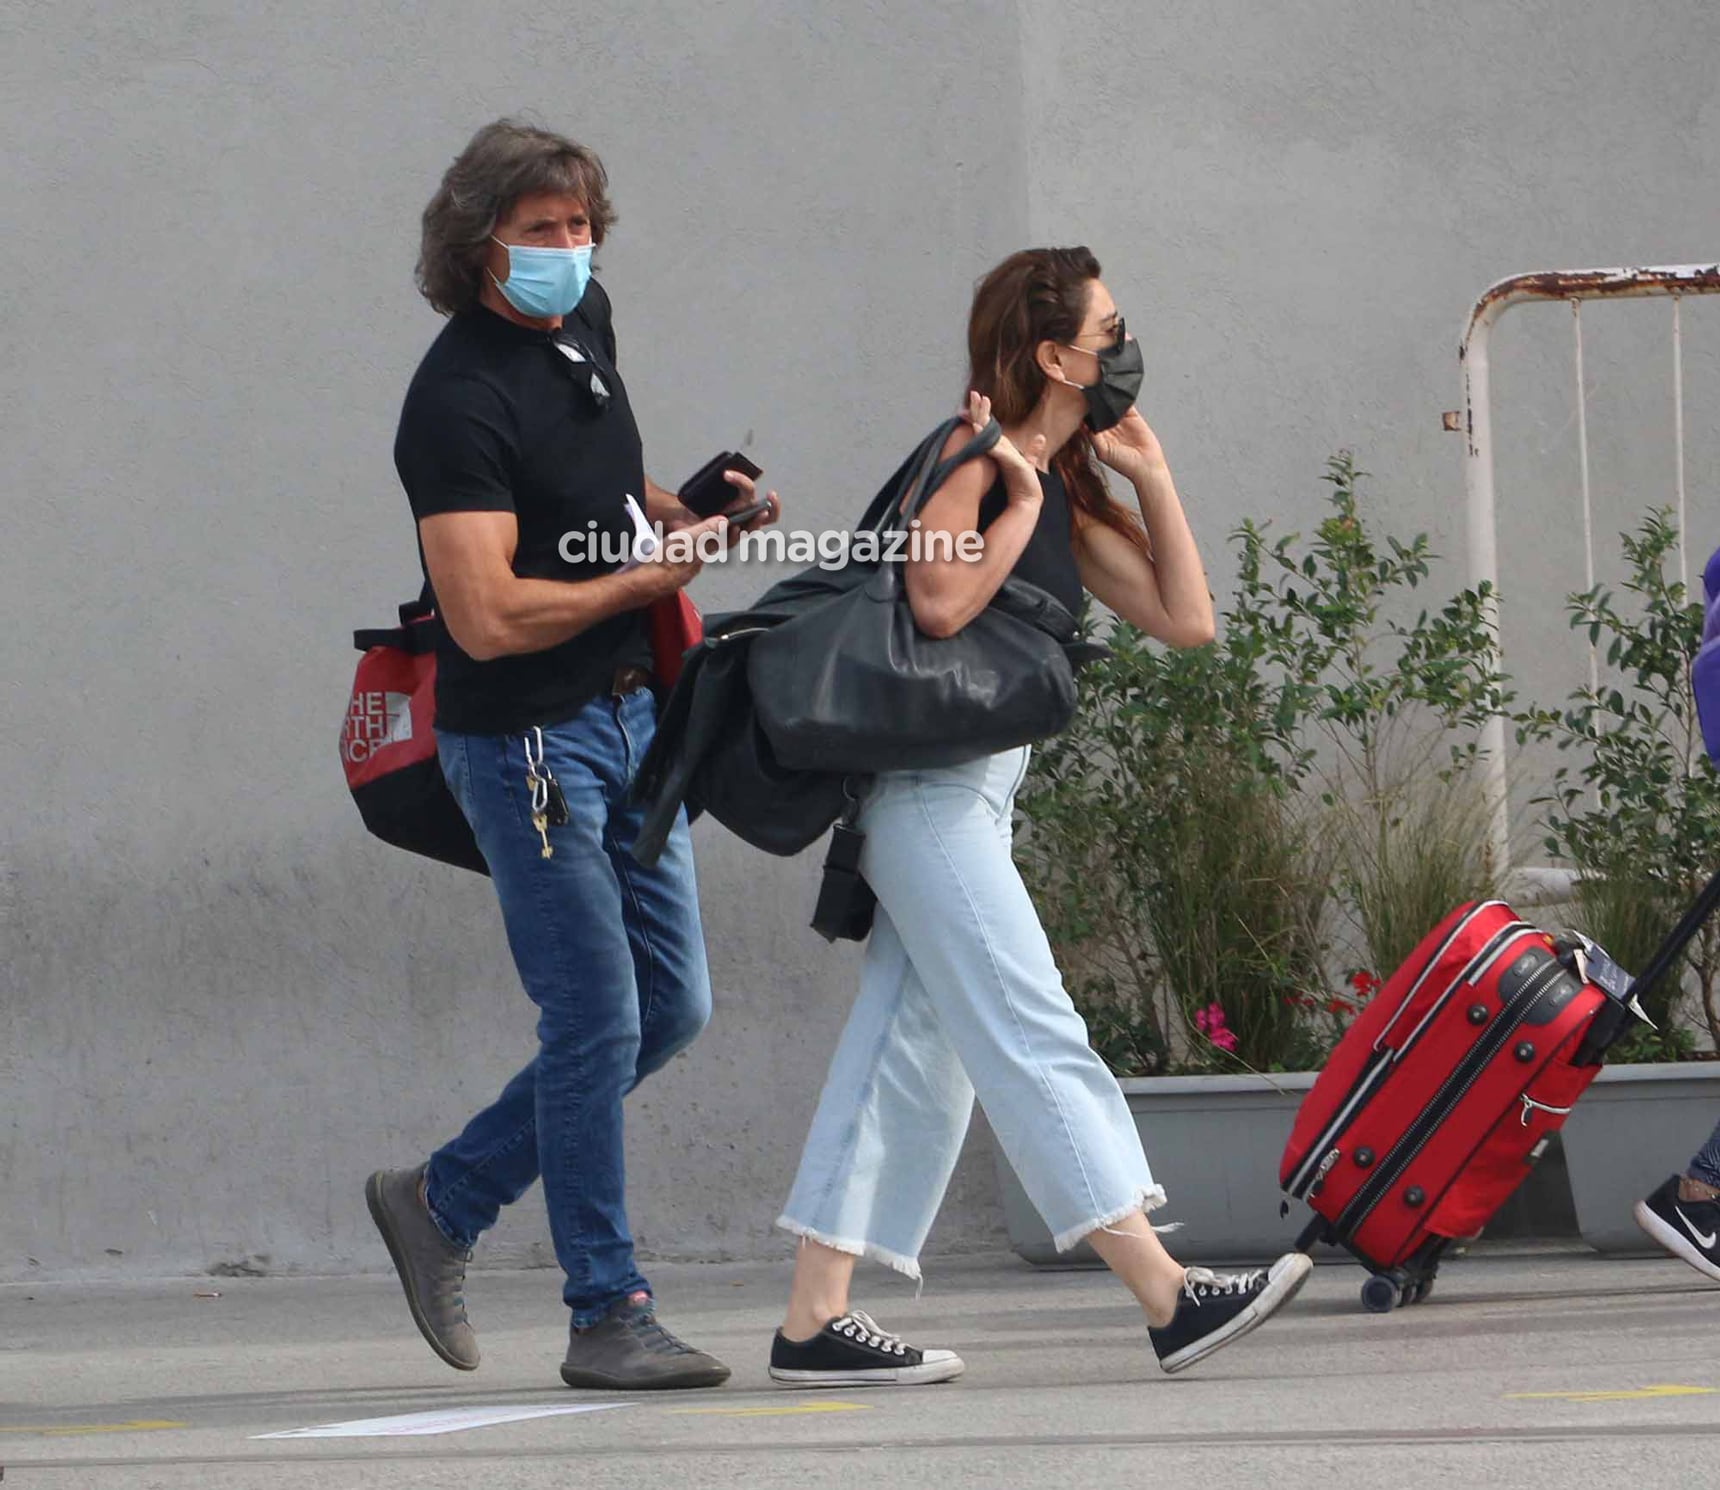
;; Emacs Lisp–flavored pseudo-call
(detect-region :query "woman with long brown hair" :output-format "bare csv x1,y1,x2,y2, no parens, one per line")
765,247,1310,1386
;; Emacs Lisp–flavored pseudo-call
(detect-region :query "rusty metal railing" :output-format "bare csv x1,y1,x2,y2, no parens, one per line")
1457,264,1720,878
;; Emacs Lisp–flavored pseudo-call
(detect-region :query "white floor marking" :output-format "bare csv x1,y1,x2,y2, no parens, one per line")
253,1402,634,1439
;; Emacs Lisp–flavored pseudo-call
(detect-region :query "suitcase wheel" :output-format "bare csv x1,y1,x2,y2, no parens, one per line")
1360,1274,1400,1313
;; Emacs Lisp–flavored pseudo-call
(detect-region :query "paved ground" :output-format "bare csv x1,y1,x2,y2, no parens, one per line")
3,1245,1718,1489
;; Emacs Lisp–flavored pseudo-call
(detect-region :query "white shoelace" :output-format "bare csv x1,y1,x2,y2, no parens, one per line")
833,1310,910,1355
1180,1267,1266,1305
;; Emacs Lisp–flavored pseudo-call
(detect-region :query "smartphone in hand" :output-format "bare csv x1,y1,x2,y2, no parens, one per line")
722,497,772,528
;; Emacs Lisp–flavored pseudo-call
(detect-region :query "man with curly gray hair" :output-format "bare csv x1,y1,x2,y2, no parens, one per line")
366,117,776,1392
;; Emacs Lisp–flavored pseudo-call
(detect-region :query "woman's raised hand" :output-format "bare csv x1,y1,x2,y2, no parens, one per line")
965,391,1046,501
1091,407,1166,483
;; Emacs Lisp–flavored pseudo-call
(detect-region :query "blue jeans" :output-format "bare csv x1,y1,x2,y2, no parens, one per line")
1691,1121,1720,1190
425,688,712,1327
778,748,1163,1277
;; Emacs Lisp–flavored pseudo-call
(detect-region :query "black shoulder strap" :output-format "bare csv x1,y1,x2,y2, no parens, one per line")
854,449,920,534
858,417,1002,534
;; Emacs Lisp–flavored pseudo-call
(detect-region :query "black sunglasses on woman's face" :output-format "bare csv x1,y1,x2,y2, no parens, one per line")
1070,315,1125,354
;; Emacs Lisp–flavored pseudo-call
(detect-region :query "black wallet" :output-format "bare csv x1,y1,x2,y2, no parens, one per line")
678,450,764,518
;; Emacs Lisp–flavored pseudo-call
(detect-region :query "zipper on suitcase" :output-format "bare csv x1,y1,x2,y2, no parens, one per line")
1286,904,1502,1198
1369,902,1512,1054
1332,955,1571,1236
1285,916,1536,1200
1396,1056,1581,1242
1333,956,1568,1235
1518,1093,1573,1125
1382,921,1537,1061
1287,1056,1389,1199
1306,1147,1342,1196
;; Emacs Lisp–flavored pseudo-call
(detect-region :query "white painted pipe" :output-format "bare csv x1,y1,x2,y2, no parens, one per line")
1457,265,1720,881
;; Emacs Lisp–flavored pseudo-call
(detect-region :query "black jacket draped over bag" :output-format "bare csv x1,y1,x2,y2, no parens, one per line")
628,417,1108,882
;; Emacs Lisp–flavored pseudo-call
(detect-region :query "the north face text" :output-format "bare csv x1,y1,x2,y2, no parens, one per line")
342,690,413,764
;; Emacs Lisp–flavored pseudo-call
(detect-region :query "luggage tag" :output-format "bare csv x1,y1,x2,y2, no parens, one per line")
1557,931,1653,1023
1559,930,1657,1065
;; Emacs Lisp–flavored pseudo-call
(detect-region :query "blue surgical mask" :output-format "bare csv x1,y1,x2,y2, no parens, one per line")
488,236,592,319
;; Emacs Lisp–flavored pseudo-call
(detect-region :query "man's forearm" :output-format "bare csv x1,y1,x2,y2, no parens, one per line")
461,568,653,661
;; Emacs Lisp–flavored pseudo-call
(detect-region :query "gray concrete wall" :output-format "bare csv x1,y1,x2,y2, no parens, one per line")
0,0,1027,1283
1021,0,1720,835
4,0,1719,1282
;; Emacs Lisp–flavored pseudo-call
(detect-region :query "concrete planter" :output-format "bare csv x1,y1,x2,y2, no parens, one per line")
1559,1062,1720,1253
995,1069,1581,1265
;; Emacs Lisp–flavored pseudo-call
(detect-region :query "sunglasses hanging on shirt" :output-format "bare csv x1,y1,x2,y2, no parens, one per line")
550,333,611,410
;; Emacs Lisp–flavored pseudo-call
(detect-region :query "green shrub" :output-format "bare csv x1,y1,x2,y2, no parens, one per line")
1342,773,1499,980
1233,453,1510,982
1143,754,1334,1072
1526,510,1720,1055
1020,452,1509,1073
1018,615,1331,1074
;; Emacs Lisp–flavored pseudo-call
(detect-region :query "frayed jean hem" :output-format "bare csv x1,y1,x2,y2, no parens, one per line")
775,1214,924,1284
1051,1184,1171,1255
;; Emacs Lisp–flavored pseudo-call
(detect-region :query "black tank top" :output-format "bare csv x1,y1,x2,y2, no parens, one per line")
976,466,1084,616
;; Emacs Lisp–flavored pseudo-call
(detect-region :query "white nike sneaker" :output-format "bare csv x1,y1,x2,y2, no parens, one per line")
1634,1174,1720,1283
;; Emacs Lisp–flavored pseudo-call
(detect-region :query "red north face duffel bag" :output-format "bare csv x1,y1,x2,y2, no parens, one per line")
340,589,701,874
339,595,488,875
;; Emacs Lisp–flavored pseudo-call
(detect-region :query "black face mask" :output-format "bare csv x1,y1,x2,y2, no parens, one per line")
1064,332,1144,433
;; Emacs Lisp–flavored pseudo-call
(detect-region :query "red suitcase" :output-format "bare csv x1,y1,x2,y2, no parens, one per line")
1280,895,1680,1311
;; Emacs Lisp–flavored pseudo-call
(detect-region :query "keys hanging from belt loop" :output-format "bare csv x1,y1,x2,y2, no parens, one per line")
523,728,571,828
524,726,556,858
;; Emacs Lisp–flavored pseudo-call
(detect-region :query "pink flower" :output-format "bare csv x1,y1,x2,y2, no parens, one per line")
1194,1002,1239,1053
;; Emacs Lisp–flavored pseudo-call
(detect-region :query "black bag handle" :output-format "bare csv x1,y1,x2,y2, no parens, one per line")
918,418,1003,513
353,622,439,654
354,584,441,654
861,421,950,535
866,416,1003,535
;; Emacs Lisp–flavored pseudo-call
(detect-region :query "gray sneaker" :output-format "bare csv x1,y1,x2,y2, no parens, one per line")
560,1293,731,1390
364,1165,480,1371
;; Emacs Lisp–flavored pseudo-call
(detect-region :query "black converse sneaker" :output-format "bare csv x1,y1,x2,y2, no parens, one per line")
1635,1175,1720,1284
769,1309,964,1387
1148,1252,1312,1374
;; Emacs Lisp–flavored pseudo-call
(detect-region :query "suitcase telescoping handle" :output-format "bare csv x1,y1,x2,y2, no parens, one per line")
1628,867,1720,1004
1570,866,1720,1065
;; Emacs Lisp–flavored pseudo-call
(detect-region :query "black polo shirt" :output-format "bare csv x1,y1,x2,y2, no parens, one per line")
394,279,652,735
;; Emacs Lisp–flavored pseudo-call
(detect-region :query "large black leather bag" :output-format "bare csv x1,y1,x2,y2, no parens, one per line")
748,417,1083,775
628,561,871,867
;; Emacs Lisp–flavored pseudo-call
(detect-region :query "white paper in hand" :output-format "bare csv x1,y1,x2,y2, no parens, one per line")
618,493,658,572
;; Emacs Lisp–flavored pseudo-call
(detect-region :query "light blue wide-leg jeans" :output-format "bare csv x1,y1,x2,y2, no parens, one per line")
778,747,1164,1278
